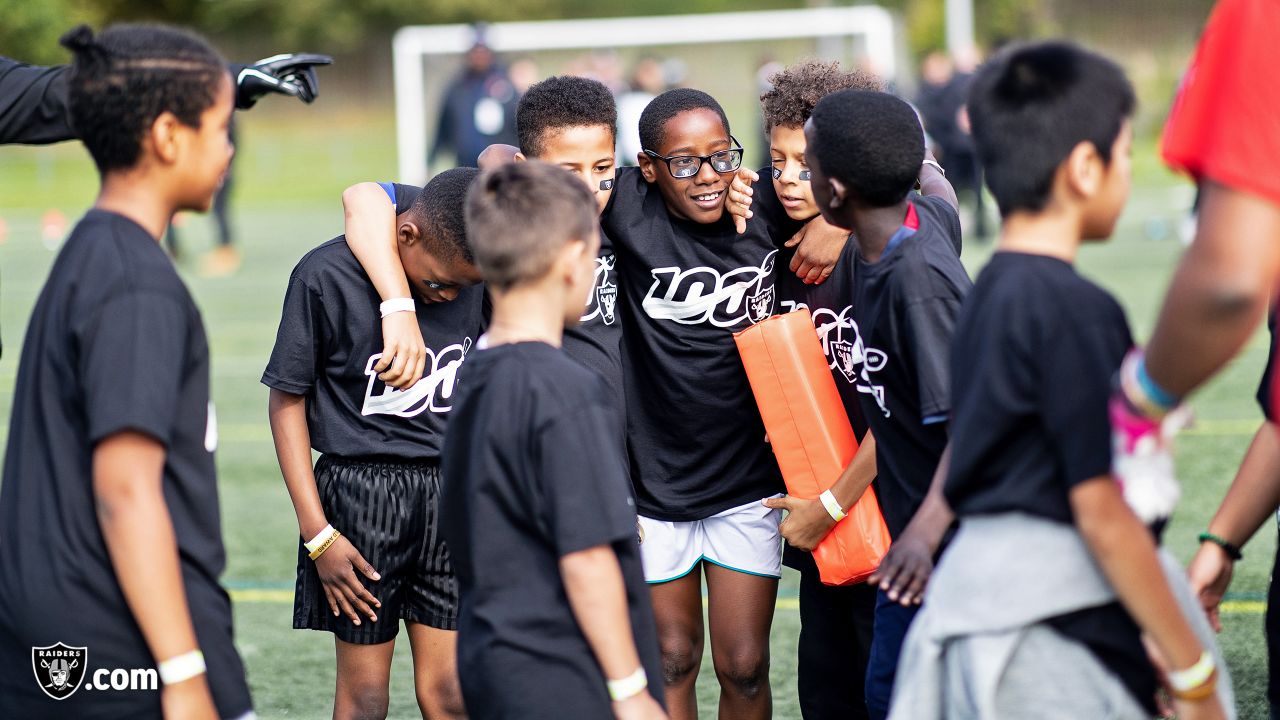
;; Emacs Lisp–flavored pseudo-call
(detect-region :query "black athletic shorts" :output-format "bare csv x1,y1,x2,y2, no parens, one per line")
294,455,457,644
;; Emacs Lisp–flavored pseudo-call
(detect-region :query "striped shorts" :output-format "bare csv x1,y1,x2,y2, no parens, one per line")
294,455,457,645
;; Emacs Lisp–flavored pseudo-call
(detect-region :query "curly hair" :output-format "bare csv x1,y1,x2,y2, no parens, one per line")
60,24,226,174
760,60,882,132
516,75,618,158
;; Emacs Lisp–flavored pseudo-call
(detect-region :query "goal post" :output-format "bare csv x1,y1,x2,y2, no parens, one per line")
392,6,899,186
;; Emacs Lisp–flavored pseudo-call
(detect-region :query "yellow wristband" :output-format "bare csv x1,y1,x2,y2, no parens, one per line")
819,490,847,523
1171,671,1217,702
308,529,341,560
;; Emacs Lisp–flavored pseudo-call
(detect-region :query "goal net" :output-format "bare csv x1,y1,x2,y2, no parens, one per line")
392,7,900,186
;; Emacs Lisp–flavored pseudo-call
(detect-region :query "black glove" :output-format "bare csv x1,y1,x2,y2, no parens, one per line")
233,53,333,109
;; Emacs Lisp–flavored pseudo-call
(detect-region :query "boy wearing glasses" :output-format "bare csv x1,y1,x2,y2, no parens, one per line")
262,168,482,720
610,88,822,720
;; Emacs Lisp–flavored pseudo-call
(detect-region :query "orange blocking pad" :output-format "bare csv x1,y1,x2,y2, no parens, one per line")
734,309,891,585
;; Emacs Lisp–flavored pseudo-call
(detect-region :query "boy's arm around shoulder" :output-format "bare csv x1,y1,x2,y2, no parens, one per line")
725,167,846,284
341,181,425,390
919,146,959,212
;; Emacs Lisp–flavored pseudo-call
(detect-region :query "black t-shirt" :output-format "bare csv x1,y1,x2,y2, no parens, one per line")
602,166,800,520
944,251,1155,711
261,235,485,460
850,195,970,537
440,342,662,718
564,227,626,426
945,253,1131,519
0,210,251,717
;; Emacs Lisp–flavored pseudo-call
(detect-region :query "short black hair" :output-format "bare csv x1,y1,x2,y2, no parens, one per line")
761,60,881,132
638,88,730,152
59,24,226,174
516,76,618,158
809,90,924,207
409,167,480,264
967,41,1135,216
466,161,597,291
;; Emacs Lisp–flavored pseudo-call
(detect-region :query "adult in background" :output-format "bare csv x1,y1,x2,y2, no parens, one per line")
915,50,987,239
430,29,519,168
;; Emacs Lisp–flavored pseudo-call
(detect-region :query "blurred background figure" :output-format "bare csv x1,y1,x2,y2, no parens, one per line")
166,119,240,277
431,26,519,168
616,56,669,165
915,49,988,239
508,57,540,96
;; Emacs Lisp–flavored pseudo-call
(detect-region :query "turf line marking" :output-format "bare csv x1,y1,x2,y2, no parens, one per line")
229,590,1266,615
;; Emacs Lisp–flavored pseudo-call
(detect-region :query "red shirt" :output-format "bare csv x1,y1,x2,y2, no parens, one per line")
1161,0,1280,206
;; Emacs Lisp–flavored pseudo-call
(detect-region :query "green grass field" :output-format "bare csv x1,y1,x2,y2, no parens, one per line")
0,115,1275,718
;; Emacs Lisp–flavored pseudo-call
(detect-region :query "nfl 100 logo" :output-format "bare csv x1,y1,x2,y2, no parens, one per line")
32,643,87,700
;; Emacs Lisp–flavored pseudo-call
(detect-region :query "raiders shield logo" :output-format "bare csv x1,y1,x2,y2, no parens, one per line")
748,285,775,324
832,340,858,383
32,643,87,700
598,283,619,326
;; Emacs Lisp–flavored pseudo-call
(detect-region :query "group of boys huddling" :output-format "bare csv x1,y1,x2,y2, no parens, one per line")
0,19,1231,720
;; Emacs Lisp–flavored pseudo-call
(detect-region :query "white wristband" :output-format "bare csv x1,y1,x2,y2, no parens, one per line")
607,667,648,702
304,524,337,554
379,298,416,318
158,650,206,685
1168,650,1215,693
819,490,847,523
921,158,946,177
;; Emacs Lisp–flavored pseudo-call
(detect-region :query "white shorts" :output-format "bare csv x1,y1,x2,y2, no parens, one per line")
637,496,784,583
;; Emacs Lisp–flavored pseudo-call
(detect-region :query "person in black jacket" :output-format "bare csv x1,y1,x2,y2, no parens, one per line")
0,52,331,145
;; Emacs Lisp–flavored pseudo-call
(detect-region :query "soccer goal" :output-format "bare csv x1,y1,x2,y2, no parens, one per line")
391,6,900,186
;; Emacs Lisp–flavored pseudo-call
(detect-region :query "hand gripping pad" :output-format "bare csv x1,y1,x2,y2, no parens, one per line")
735,308,891,585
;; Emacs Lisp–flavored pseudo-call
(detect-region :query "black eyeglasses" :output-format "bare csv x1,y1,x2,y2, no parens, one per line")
772,165,812,182
424,278,457,291
643,136,744,179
